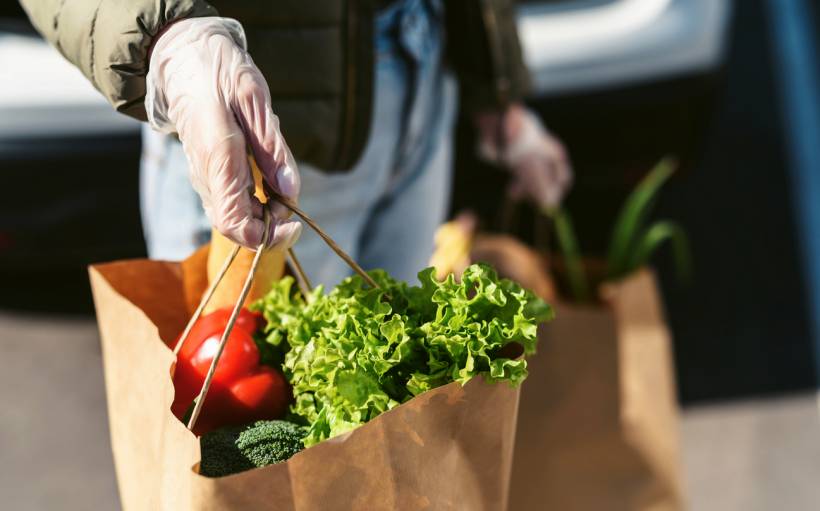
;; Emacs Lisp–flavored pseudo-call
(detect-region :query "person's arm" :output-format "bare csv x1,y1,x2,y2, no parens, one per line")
446,0,573,209
445,0,530,111
475,104,572,210
19,2,301,249
145,17,302,249
19,0,217,120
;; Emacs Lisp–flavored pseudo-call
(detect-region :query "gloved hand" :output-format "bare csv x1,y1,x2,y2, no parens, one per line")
146,17,301,249
476,104,573,211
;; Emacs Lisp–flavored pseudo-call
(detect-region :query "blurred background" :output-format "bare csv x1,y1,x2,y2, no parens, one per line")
2,0,820,509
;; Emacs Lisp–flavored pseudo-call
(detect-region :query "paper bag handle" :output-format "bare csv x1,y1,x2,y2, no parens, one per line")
177,172,378,433
262,181,379,289
183,209,273,430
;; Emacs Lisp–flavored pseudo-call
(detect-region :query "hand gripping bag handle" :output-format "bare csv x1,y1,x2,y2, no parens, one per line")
177,161,379,432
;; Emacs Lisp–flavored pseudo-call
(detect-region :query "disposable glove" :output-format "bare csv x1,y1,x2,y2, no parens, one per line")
146,17,301,249
476,104,573,210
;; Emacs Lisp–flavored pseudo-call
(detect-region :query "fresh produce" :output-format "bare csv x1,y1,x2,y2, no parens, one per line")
605,157,691,281
547,157,692,301
429,214,474,280
199,420,306,477
205,227,287,313
181,262,552,475
255,264,554,447
172,307,291,435
429,213,556,301
549,208,589,302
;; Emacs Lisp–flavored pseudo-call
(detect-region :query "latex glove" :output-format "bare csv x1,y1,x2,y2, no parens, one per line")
146,17,301,249
476,104,573,210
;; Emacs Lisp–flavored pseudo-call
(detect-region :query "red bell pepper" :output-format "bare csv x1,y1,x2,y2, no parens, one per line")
172,308,290,435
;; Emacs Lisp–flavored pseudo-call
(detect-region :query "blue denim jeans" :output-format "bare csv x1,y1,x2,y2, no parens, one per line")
140,0,456,287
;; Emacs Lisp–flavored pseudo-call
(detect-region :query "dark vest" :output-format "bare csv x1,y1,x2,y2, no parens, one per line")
211,1,374,171
210,0,528,172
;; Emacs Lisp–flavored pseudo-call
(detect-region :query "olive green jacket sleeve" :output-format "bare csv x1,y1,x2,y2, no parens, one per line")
446,0,532,112
19,0,217,121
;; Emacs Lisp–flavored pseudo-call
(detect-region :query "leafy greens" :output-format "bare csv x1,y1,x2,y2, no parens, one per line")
254,264,553,447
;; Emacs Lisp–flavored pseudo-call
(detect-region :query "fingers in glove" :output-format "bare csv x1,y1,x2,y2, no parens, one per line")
183,106,266,248
221,214,302,251
246,198,302,249
514,156,564,210
266,217,303,250
250,196,264,219
538,158,572,209
231,65,300,219
541,136,573,193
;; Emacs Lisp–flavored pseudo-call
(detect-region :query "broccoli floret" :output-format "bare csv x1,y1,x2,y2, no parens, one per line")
199,420,306,477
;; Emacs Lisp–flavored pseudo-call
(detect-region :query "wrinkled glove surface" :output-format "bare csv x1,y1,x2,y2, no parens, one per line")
477,104,573,210
146,17,301,249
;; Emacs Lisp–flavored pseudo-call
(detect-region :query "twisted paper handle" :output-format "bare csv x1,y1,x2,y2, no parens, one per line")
263,181,380,290
185,210,272,430
176,181,378,432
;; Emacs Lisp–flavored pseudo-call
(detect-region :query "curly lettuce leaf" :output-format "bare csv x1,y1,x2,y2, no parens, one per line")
255,264,554,447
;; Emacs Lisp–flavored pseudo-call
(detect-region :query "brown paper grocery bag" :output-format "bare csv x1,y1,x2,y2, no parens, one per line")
90,250,521,511
508,269,685,511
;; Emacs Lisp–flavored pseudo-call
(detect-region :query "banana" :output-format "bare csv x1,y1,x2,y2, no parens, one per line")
429,220,473,280
204,154,287,312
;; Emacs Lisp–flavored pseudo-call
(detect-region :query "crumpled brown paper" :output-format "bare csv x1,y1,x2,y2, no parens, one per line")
508,269,685,511
90,249,521,511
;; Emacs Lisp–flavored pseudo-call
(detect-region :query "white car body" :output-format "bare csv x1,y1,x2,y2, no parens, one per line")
519,0,734,95
0,0,734,141
0,31,138,142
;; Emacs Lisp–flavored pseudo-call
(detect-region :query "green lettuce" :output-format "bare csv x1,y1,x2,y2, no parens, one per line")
254,264,553,447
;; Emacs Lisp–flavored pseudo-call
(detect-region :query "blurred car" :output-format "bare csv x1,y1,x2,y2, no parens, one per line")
453,0,733,250
0,16,143,312
520,0,731,95
0,1,733,312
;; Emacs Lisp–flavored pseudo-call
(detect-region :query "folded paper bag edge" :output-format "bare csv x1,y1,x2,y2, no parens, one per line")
508,267,684,511
90,257,523,511
188,375,520,511
89,262,203,511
